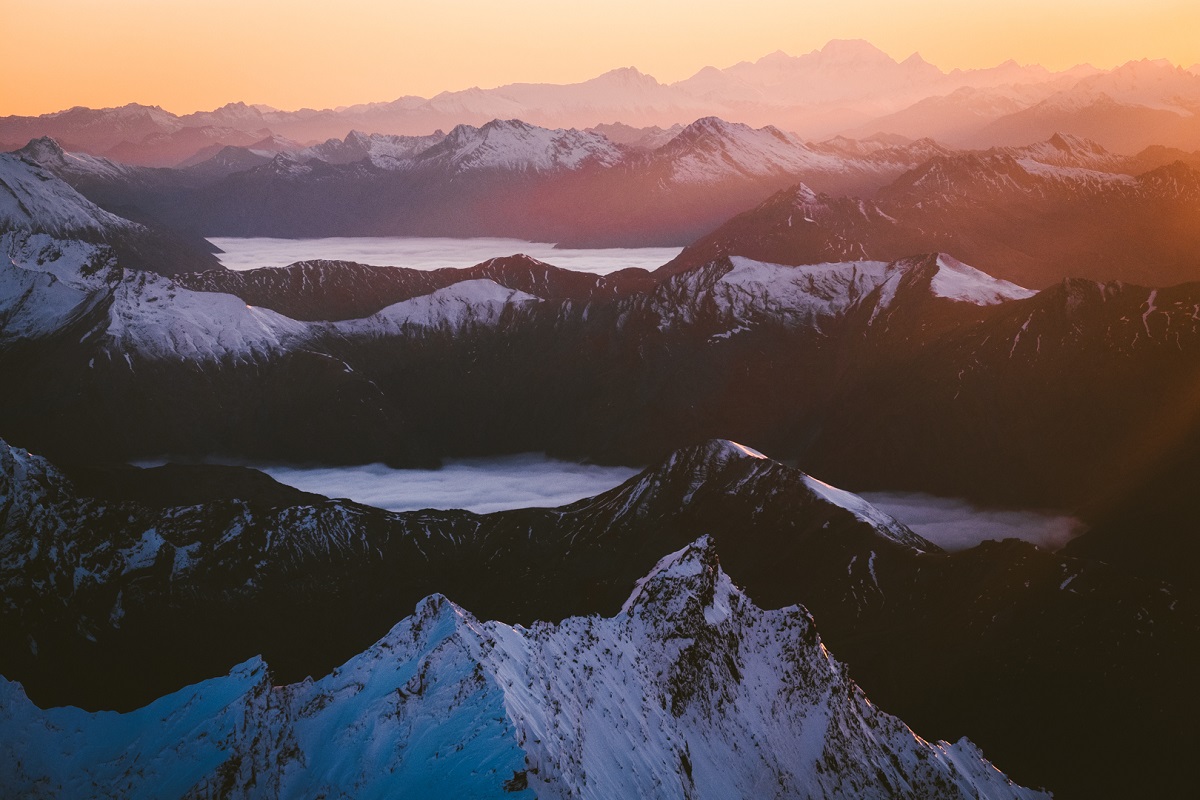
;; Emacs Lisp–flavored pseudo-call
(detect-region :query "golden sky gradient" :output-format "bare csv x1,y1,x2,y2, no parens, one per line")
5,0,1198,116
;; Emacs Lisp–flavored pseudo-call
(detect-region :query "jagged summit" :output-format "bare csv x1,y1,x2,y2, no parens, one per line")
620,533,727,617
0,535,1049,800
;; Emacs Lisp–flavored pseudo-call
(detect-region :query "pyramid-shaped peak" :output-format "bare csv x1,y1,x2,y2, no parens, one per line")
756,49,793,63
593,66,659,85
815,38,894,62
676,116,754,139
901,51,932,67
651,439,774,476
619,535,724,616
1042,132,1110,157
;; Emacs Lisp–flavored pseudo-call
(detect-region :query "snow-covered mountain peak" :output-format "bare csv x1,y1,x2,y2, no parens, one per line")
105,271,313,362
655,118,839,184
1042,59,1200,115
786,182,822,205
663,439,771,471
421,118,625,173
928,253,1036,304
588,437,935,552
798,474,926,546
862,253,1035,311
342,129,371,147
334,278,541,337
0,534,1049,799
678,115,745,136
669,116,795,149
618,534,728,619
676,255,896,331
14,136,66,164
0,154,140,239
1004,133,1125,173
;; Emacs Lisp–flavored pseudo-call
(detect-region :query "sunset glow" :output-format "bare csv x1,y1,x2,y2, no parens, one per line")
5,0,1198,116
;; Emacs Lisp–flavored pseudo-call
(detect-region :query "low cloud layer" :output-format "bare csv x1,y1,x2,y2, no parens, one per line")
860,492,1085,552
209,236,681,275
252,455,642,515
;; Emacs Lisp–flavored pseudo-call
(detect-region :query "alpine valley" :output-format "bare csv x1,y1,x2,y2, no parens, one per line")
2,36,1199,800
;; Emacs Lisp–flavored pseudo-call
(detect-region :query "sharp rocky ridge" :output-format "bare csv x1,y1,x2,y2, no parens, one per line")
0,536,1048,800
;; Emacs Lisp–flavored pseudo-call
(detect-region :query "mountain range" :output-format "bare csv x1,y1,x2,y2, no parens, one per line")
663,134,1200,287
2,437,1194,799
1,533,1057,800
12,117,1200,287
3,153,1199,518
3,41,1198,167
3,52,1199,799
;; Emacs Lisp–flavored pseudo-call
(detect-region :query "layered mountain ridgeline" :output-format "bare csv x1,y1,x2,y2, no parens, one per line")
1,440,1194,799
17,123,1200,287
14,118,950,249
0,439,934,708
4,171,1199,516
0,538,1050,800
662,137,1200,288
4,44,1197,156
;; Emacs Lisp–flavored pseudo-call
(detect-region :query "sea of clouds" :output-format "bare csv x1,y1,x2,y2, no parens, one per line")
147,452,1086,550
247,455,642,515
861,492,1085,552
208,236,681,275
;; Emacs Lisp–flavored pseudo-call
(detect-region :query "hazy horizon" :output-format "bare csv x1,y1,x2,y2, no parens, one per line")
5,1,1197,117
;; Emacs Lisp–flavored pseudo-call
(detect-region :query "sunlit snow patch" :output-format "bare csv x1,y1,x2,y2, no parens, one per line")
929,254,1035,305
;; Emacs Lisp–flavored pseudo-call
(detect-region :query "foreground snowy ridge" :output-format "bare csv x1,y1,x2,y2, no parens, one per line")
0,537,1047,800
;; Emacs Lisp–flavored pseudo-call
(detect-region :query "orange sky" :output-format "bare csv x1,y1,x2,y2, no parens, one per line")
4,0,1198,116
